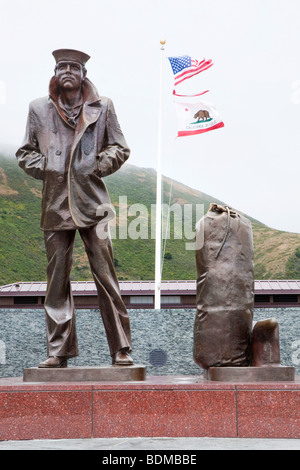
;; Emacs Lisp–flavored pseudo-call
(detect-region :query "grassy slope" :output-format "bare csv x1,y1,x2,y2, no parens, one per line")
1,154,300,284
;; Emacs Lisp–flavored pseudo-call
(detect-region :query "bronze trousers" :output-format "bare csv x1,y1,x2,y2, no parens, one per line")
43,225,132,358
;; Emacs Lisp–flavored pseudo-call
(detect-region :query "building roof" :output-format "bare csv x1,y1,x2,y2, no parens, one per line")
254,280,300,294
1,280,300,296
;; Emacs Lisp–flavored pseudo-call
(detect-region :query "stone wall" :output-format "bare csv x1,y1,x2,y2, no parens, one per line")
0,308,299,378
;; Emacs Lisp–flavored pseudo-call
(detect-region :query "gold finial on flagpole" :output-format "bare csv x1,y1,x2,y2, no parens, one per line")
160,39,166,49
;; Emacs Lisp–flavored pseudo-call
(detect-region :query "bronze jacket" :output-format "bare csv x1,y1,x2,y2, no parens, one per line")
16,77,130,231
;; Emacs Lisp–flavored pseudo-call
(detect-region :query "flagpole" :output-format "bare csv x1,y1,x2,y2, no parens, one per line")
154,39,166,309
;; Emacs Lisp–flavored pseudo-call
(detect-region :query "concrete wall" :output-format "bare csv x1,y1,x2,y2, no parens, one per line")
0,308,299,378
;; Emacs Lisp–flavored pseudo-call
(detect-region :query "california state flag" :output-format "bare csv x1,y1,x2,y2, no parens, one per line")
174,99,224,137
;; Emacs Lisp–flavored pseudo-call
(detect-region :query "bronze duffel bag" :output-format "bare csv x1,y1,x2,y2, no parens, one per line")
193,203,254,369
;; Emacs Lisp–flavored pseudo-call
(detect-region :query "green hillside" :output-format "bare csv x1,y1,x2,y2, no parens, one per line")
1,153,300,284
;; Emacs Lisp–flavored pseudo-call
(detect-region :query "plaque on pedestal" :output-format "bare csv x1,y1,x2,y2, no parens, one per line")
23,365,146,383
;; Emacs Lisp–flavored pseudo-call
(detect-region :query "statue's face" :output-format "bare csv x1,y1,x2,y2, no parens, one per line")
55,61,85,91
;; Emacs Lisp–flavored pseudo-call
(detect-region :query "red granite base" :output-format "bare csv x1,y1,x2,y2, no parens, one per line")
0,375,299,440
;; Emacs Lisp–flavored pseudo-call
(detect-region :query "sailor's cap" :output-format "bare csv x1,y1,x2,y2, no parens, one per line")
52,49,91,66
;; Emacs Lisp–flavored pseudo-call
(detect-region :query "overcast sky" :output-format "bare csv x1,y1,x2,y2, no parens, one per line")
1,0,300,233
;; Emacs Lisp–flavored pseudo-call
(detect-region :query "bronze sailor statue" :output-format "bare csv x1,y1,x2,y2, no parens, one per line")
16,49,133,368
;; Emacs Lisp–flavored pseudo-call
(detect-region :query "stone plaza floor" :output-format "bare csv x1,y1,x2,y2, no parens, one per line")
0,437,300,450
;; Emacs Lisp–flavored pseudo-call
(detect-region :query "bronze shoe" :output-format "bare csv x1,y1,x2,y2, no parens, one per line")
112,349,134,366
38,356,68,368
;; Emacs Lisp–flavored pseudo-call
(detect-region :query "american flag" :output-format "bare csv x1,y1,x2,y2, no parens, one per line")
168,56,213,87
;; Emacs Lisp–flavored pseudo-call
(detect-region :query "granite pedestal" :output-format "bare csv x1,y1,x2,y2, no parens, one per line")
0,375,300,441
